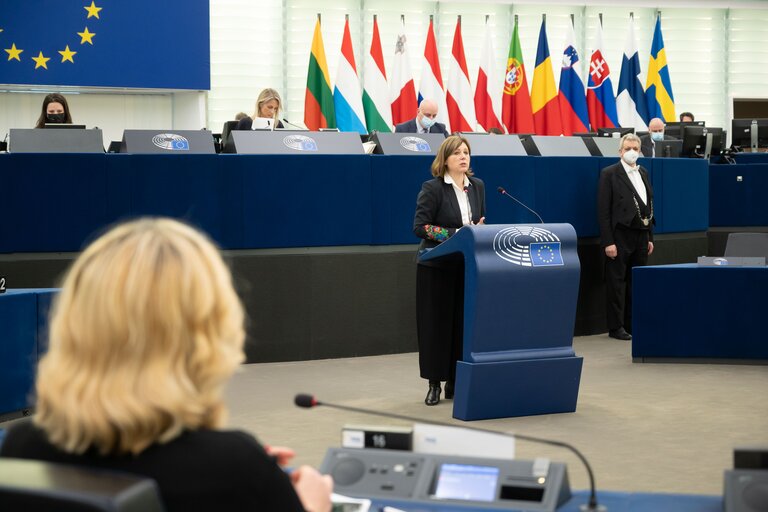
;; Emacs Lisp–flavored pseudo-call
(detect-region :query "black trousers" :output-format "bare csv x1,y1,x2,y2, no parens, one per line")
415,261,464,382
604,226,650,333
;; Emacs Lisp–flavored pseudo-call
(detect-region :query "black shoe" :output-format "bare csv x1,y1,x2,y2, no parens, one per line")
425,383,441,406
608,327,632,341
444,381,455,399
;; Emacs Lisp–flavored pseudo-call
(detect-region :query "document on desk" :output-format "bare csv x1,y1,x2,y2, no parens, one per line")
331,493,371,512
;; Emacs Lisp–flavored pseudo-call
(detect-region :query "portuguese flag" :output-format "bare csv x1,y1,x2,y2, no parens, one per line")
305,17,336,130
501,17,535,134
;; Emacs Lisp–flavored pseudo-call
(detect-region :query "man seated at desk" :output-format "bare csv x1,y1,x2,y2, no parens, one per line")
395,99,449,137
640,117,677,157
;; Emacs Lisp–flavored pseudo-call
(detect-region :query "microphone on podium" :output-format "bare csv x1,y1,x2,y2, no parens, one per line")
294,393,605,511
497,186,544,223
281,118,307,130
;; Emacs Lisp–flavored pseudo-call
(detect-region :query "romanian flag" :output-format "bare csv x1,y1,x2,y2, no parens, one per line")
531,17,562,136
304,17,335,130
645,14,675,123
501,17,535,134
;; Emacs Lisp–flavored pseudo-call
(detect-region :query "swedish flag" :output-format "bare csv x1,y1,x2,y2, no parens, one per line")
645,14,675,122
0,1,209,90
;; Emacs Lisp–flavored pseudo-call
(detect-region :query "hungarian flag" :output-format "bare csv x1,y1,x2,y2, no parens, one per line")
586,20,619,130
446,16,475,132
390,17,417,126
333,16,367,134
531,17,563,136
474,19,503,133
363,15,392,132
304,17,335,130
501,17,535,134
419,17,450,132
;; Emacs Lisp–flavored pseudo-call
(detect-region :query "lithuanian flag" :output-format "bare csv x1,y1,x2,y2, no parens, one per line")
304,17,336,130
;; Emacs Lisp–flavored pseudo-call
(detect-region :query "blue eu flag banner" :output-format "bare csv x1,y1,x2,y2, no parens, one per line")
0,1,210,89
529,242,563,267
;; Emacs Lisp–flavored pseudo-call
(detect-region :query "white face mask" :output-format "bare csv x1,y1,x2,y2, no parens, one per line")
622,149,639,166
420,116,436,130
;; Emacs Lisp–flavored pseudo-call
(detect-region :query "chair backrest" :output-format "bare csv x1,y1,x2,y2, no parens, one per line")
220,120,240,153
0,457,165,512
724,233,768,258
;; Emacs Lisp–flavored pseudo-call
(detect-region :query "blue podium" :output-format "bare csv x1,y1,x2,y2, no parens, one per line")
419,224,583,420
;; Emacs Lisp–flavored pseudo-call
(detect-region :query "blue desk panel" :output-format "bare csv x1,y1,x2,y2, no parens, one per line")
0,154,710,253
633,264,768,360
368,490,720,511
709,163,768,227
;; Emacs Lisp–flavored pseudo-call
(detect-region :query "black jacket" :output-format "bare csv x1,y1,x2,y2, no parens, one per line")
395,118,449,137
413,176,486,252
235,116,284,130
597,162,654,247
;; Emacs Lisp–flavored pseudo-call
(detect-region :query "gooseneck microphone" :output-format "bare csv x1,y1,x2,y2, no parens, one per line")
463,185,473,223
294,393,604,511
497,186,544,223
281,118,307,130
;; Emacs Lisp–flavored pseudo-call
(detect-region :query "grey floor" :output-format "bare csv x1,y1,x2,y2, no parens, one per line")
224,335,768,497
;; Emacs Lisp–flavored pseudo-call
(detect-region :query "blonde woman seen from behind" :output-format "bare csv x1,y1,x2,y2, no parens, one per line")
0,218,332,512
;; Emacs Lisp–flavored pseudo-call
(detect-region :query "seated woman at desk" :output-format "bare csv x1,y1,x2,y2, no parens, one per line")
0,218,333,512
236,88,285,129
34,93,73,128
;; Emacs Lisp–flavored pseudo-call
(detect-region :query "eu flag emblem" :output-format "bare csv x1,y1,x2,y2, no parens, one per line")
529,242,563,267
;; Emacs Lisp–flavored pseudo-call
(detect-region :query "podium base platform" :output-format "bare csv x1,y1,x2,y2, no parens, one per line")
452,356,584,421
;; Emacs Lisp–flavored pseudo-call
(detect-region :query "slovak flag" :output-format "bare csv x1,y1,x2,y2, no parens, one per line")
557,21,589,135
586,20,619,130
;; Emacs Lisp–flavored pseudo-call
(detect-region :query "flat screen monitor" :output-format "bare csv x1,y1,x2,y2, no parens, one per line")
731,119,768,150
656,139,683,158
665,121,704,139
596,127,633,138
681,126,726,158
433,464,500,502
44,123,86,129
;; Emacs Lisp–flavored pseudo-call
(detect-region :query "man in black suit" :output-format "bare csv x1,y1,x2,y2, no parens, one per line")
640,117,677,157
395,99,449,137
598,133,654,341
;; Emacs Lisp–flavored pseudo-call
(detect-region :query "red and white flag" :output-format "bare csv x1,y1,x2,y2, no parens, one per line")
446,16,475,132
418,16,450,132
474,19,503,132
390,16,418,126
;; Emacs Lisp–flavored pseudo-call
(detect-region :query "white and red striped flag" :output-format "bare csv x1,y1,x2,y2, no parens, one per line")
474,17,503,132
363,15,393,132
446,16,475,132
390,16,418,126
418,16,450,132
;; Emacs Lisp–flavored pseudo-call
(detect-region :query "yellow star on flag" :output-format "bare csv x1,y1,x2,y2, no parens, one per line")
59,45,77,63
5,43,23,61
32,51,50,69
84,1,102,19
78,27,95,45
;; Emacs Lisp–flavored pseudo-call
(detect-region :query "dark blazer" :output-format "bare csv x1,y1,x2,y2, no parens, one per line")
640,133,677,157
413,176,486,252
395,118,449,137
597,162,654,247
236,116,284,130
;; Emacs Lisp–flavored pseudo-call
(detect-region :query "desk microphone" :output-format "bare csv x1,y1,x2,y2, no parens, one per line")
294,393,604,511
497,186,544,223
463,185,473,223
281,118,307,130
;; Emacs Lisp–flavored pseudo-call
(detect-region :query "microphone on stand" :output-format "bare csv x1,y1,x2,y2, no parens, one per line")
497,186,544,223
281,118,308,130
294,393,605,511
463,185,473,224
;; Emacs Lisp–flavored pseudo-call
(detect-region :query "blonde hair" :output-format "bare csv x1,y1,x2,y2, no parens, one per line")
430,135,473,178
253,88,282,120
34,218,245,455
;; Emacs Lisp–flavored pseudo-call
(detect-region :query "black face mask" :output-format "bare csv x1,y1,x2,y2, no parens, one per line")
46,113,66,123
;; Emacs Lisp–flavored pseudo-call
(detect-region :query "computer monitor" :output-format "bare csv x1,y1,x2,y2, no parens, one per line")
250,117,274,130
731,119,768,151
596,127,633,138
656,139,683,158
44,123,87,129
665,121,704,139
681,126,726,158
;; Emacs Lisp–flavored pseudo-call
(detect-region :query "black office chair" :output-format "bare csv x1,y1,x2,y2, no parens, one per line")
0,457,165,511
220,120,239,153
724,233,768,259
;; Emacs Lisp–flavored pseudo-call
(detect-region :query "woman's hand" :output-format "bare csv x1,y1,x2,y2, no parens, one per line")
291,465,334,512
474,217,486,225
265,445,296,466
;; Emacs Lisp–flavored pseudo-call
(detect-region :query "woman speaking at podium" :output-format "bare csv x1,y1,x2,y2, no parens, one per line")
34,93,73,128
0,218,333,512
236,88,285,130
413,135,486,406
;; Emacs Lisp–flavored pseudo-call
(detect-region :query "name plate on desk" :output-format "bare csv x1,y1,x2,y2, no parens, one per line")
120,130,215,154
231,130,364,155
457,133,527,156
371,132,446,155
9,128,104,153
697,256,766,266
